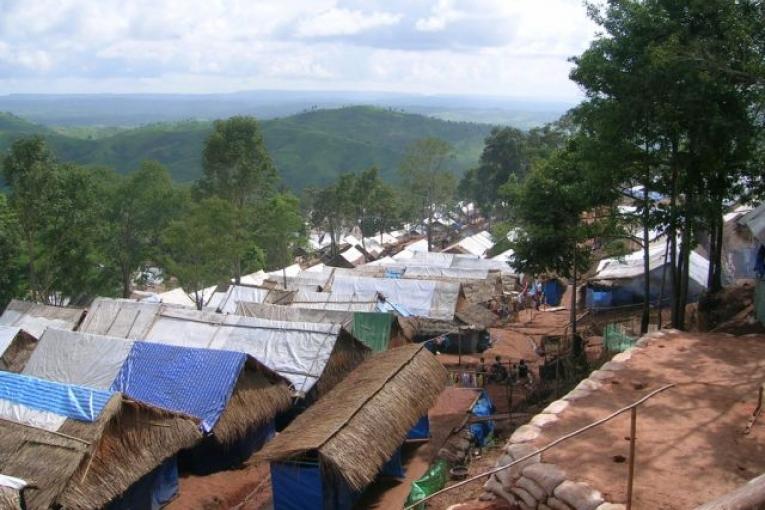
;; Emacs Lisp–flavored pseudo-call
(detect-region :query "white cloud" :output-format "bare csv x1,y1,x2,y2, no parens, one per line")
415,0,463,32
0,0,597,99
295,8,402,38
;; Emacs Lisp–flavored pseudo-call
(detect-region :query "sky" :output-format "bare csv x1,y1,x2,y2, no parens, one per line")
0,0,598,100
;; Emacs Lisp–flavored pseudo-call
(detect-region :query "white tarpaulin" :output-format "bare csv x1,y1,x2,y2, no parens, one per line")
143,308,343,395
236,301,354,327
741,202,765,245
79,298,348,395
0,397,67,432
403,266,490,281
291,290,379,312
0,325,21,357
0,300,83,338
79,298,161,339
594,242,709,287
211,285,272,313
155,288,196,307
0,474,27,491
24,328,134,389
331,275,459,320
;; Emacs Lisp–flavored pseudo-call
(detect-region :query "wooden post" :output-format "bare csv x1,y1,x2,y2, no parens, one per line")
627,407,637,510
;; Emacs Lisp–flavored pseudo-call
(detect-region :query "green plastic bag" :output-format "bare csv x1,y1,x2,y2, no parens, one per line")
405,459,448,509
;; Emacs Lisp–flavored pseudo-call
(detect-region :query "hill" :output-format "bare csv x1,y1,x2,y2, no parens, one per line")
0,107,492,190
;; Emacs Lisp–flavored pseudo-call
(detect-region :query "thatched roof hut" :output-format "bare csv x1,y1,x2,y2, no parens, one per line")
0,372,201,510
20,328,292,446
79,298,370,397
256,343,448,491
0,326,37,372
0,299,84,338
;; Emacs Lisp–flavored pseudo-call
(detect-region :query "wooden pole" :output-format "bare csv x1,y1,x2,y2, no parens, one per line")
627,406,637,510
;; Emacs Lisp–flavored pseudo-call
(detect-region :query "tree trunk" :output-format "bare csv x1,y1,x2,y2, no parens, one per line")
668,146,680,329
121,264,131,299
427,206,434,252
570,246,577,335
640,174,650,334
713,210,724,291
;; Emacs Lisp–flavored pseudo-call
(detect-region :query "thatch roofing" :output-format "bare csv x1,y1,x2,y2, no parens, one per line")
256,344,448,491
0,392,200,510
0,300,84,338
19,328,292,442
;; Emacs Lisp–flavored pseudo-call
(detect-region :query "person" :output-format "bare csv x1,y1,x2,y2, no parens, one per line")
518,359,532,388
476,357,487,387
490,355,508,383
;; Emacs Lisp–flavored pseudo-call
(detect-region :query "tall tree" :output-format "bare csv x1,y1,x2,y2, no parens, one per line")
196,116,277,282
349,167,397,251
0,194,24,309
308,175,356,257
398,138,456,251
162,197,244,309
2,137,109,304
105,161,186,298
253,193,306,270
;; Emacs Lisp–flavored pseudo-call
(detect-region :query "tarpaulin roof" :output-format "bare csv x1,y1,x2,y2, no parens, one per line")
0,326,21,357
593,241,709,286
444,231,494,257
155,288,196,307
25,328,248,432
79,298,353,395
340,246,366,266
740,202,765,245
0,370,112,431
290,290,379,312
0,300,84,338
236,301,354,327
330,275,459,320
114,342,245,432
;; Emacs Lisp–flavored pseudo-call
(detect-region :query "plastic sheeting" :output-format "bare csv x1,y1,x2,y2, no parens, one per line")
406,415,430,440
78,298,162,338
236,302,353,328
145,309,342,395
380,448,405,478
113,342,245,432
405,459,448,510
468,390,495,446
0,371,112,426
0,300,84,338
290,290,378,312
331,275,459,320
0,325,20,357
107,457,179,510
212,285,272,313
24,329,134,389
271,461,324,510
350,312,392,352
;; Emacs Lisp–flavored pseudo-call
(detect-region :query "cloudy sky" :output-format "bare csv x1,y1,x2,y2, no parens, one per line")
0,0,597,100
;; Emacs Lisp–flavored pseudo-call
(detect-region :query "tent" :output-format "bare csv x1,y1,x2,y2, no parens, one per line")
588,242,710,309
208,284,295,313
79,298,370,398
256,344,447,510
0,371,201,510
443,231,495,257
0,326,37,372
0,300,84,338
154,288,196,307
289,289,380,312
330,275,460,321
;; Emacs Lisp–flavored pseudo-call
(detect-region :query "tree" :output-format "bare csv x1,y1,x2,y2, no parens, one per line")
570,0,765,329
308,174,356,257
253,193,306,270
398,138,456,251
350,167,397,251
0,194,24,309
162,197,245,309
104,161,186,298
196,116,277,282
2,137,110,304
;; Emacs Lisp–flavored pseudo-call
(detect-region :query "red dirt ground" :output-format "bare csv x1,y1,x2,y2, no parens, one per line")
530,331,765,509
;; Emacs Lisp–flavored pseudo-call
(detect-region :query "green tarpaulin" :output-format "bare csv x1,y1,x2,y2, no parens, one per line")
405,459,448,509
351,312,392,353
756,279,765,327
603,322,637,352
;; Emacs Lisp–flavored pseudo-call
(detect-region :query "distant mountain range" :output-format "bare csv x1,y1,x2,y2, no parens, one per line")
0,106,501,190
0,90,573,129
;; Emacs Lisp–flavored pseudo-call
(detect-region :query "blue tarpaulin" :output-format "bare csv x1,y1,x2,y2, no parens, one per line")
181,421,275,475
108,457,179,510
380,448,405,478
406,415,430,440
544,280,562,306
112,341,246,432
468,390,495,446
0,371,112,423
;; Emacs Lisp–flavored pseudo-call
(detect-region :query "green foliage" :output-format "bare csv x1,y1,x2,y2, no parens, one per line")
103,161,187,297
161,197,245,307
2,137,113,304
197,116,276,207
253,193,306,269
0,107,490,191
0,194,24,308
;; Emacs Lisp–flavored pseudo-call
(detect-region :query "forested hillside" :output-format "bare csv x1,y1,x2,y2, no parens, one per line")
0,106,491,189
